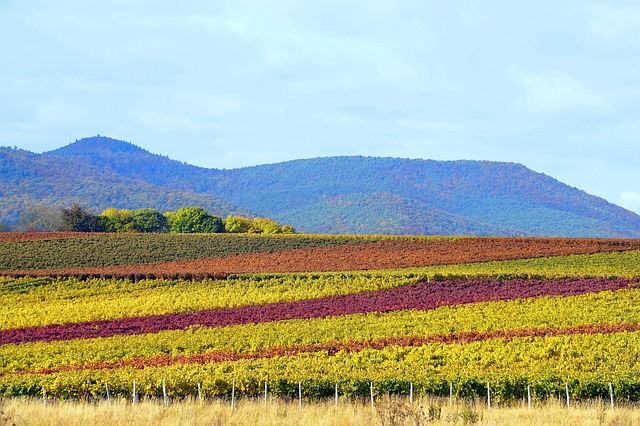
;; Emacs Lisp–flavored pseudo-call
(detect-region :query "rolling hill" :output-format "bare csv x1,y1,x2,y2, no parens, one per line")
0,143,252,225
2,135,640,237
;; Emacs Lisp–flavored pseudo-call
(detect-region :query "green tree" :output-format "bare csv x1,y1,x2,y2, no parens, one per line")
165,207,223,233
250,217,282,234
60,204,106,232
100,208,135,232
131,208,168,233
224,215,252,233
200,214,224,233
281,224,296,234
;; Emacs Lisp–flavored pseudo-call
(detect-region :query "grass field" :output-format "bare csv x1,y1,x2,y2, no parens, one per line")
2,397,638,426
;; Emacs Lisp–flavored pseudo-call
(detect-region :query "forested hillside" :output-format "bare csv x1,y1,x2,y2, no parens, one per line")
2,135,640,237
0,144,251,225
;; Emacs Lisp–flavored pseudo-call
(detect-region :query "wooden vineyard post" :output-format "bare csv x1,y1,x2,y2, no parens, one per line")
298,382,302,410
449,382,453,407
162,379,168,407
231,379,236,410
409,381,413,405
487,382,491,408
197,383,202,403
335,383,338,407
106,383,111,404
609,383,614,410
264,382,268,406
42,387,46,407
565,383,570,409
133,380,137,405
527,385,531,410
370,382,374,410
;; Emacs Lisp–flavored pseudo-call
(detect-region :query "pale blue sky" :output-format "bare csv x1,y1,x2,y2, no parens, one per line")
2,1,640,213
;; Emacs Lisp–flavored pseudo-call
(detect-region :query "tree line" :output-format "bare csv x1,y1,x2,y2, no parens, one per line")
10,204,295,234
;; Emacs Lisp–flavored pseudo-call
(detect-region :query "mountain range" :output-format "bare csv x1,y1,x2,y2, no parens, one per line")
1,135,640,237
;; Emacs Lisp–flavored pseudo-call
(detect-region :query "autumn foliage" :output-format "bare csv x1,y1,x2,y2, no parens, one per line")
3,233,640,401
2,276,637,345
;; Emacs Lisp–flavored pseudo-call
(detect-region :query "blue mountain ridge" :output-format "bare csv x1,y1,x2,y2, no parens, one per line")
1,135,638,237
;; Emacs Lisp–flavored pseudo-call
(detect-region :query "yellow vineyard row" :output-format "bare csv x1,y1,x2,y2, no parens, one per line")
3,287,640,375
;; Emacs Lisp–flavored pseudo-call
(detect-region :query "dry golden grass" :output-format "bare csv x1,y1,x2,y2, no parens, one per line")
2,396,640,426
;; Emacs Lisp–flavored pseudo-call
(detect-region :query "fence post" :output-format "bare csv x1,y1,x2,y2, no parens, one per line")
264,382,268,406
370,382,374,410
409,381,413,405
231,379,236,410
162,379,168,407
609,383,614,410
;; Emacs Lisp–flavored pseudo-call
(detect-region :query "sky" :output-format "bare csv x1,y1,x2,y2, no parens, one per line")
1,1,640,213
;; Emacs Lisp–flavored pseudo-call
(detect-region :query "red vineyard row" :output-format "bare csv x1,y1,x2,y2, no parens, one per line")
2,277,637,346
5,237,640,278
13,322,640,377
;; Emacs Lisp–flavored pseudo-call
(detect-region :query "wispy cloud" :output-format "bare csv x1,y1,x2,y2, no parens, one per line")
35,100,88,127
131,109,197,132
583,3,640,43
313,112,367,128
509,68,610,114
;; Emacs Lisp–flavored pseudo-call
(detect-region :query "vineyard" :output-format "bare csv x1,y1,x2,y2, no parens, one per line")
2,233,640,406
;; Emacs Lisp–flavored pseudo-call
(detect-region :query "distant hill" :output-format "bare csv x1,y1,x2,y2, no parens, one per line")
0,141,252,224
2,135,640,237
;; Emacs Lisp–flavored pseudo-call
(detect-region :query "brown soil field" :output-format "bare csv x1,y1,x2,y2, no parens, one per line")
5,237,640,279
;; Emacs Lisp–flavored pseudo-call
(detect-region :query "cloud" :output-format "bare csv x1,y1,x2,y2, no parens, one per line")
172,90,250,117
314,112,367,128
395,119,490,134
131,109,197,132
34,101,88,127
509,68,610,114
584,3,640,43
456,3,488,29
618,191,640,214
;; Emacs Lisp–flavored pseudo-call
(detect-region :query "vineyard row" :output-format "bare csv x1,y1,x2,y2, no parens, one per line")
3,236,640,275
3,287,640,375
3,277,637,345
5,332,640,400
9,322,640,377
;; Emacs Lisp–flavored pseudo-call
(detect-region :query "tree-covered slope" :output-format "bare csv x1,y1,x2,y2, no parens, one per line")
203,156,640,237
47,136,219,192
3,135,640,237
0,145,250,223
274,192,515,236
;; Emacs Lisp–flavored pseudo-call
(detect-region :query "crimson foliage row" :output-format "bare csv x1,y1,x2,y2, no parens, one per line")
2,277,637,345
